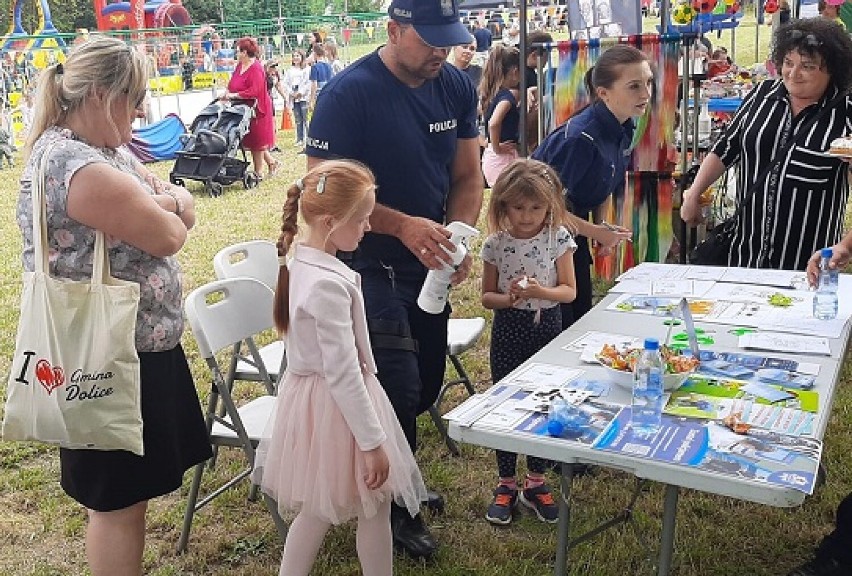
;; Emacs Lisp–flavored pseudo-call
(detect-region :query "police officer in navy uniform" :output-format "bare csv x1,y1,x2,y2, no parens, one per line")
305,0,482,560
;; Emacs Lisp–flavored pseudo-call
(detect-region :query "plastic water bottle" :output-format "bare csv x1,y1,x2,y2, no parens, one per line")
697,99,712,142
632,338,664,439
813,247,839,320
547,398,586,439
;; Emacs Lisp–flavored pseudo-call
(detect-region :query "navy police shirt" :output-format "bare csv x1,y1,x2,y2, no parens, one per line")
306,51,479,259
532,100,634,216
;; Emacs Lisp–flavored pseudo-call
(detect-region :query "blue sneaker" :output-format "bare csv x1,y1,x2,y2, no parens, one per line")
519,483,559,523
485,484,518,526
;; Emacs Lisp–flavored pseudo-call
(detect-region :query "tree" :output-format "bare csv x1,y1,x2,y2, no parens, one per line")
0,0,96,35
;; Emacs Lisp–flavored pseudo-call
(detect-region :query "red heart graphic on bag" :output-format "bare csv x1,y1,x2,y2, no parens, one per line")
35,359,65,395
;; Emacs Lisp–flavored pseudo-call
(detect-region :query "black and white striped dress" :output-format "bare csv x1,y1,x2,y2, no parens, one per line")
711,79,852,271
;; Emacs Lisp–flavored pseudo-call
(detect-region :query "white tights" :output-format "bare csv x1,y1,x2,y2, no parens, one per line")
279,500,392,576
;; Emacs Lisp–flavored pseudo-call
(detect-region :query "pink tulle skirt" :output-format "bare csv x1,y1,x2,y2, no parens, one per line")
252,370,426,524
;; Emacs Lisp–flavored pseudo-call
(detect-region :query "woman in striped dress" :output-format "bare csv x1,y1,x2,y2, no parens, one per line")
681,18,852,271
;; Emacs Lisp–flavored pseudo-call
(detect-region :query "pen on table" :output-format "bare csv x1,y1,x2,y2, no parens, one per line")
601,221,633,242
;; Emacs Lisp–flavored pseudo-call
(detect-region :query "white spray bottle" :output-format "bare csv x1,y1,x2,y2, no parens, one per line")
698,97,712,142
417,221,479,314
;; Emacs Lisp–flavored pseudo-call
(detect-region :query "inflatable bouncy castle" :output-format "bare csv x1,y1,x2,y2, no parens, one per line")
93,0,191,32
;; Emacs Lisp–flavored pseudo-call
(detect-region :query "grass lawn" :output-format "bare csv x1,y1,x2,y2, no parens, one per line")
2,14,852,575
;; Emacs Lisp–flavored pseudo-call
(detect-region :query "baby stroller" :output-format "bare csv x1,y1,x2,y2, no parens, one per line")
169,99,260,197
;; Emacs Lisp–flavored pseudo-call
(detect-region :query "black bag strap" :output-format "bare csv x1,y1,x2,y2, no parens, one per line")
726,89,849,221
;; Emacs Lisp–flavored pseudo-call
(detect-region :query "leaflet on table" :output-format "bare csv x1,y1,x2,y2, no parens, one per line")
607,294,719,319
512,388,599,413
615,263,729,283
443,368,605,430
737,332,831,357
562,330,643,354
499,362,585,390
718,268,808,289
615,262,690,282
442,384,522,428
699,300,847,339
518,400,623,446
671,374,818,411
592,409,821,494
697,350,820,387
664,377,816,436
700,282,811,313
608,278,715,297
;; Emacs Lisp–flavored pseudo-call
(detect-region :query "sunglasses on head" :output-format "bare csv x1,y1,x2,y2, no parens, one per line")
788,29,822,48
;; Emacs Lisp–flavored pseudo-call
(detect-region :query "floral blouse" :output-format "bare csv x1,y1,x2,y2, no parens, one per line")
16,127,184,352
481,226,577,311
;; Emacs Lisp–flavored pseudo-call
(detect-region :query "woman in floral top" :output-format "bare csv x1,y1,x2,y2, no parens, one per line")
16,36,211,575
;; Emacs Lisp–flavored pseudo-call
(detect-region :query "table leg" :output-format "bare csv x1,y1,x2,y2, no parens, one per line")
657,484,679,576
554,462,575,576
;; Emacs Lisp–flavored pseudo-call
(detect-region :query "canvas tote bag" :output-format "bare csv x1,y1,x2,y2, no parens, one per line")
2,143,144,455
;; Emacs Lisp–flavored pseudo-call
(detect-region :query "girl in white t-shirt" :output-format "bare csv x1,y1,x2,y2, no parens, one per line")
283,49,311,147
480,158,577,526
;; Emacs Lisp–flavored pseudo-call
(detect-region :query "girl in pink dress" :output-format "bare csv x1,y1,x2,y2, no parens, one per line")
253,160,426,576
221,37,278,179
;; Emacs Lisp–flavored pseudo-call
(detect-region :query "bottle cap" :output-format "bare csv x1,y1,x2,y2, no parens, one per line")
821,247,833,259
547,420,565,437
643,338,660,351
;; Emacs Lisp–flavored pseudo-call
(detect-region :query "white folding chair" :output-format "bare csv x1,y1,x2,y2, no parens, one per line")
428,317,486,456
213,240,285,389
179,277,287,553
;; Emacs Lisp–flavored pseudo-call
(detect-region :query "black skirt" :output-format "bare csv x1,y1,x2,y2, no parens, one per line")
60,345,212,511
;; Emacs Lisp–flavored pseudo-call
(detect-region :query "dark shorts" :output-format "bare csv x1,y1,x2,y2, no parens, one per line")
60,345,212,512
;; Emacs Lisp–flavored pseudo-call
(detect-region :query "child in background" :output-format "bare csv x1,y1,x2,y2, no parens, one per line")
253,160,426,576
480,45,521,187
0,111,14,169
325,37,344,75
284,49,311,149
818,0,847,29
480,158,578,525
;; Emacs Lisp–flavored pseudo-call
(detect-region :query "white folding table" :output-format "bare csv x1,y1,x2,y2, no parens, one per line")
448,265,851,576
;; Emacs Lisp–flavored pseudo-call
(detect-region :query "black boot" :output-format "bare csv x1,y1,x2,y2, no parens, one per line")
422,489,445,515
391,502,437,559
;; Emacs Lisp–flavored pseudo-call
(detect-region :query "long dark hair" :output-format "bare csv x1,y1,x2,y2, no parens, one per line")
479,44,520,116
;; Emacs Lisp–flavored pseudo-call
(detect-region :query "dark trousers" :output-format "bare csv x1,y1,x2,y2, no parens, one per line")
491,306,561,478
816,491,852,563
560,235,593,331
354,256,449,452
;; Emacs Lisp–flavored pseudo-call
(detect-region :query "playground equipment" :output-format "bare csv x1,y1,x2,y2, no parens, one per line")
1,0,67,66
191,25,222,71
92,0,194,79
93,0,191,32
